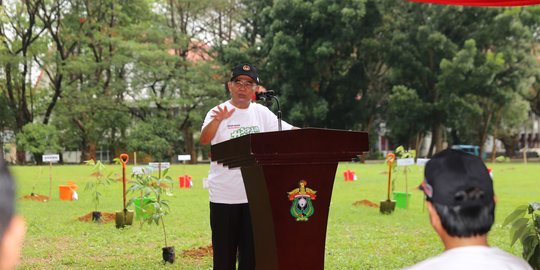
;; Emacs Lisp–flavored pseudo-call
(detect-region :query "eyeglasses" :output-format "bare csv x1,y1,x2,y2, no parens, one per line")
232,80,257,90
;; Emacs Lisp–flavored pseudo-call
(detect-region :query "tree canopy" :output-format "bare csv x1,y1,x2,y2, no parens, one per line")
2,0,539,163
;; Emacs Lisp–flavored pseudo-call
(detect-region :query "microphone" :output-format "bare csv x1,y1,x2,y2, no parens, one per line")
255,90,275,102
256,90,282,131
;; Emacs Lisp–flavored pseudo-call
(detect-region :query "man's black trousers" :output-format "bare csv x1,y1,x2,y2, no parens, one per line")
210,202,255,270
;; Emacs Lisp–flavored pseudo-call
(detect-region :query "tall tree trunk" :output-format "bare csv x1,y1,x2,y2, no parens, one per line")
83,141,97,162
414,132,424,160
34,153,43,165
16,150,26,164
435,123,444,154
429,123,444,157
74,117,96,162
6,63,33,164
479,111,493,159
183,126,196,164
490,110,502,162
500,135,519,157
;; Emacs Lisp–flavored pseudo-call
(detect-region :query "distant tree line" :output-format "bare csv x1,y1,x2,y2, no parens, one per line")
1,0,539,164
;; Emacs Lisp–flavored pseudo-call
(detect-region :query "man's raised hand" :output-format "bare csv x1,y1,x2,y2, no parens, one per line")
212,105,236,122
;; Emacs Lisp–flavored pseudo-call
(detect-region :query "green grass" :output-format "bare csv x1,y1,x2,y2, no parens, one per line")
11,162,538,269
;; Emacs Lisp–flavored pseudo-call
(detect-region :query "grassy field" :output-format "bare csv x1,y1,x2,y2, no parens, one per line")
10,161,538,269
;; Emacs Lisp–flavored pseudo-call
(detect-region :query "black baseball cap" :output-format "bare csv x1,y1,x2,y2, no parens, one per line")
230,64,260,84
420,149,494,207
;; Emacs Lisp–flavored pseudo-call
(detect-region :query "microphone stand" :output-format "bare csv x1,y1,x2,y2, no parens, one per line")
257,90,282,131
272,95,282,131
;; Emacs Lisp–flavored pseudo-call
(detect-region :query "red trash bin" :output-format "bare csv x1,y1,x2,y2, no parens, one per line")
179,175,192,188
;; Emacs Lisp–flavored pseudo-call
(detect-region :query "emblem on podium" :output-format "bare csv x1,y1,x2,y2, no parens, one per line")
287,180,317,221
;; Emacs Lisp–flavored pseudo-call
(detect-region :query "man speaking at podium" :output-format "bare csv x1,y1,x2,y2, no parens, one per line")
200,63,294,270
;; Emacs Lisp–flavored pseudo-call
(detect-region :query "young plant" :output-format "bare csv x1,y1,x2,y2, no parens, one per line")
127,168,175,263
84,159,114,220
391,146,416,192
503,202,540,270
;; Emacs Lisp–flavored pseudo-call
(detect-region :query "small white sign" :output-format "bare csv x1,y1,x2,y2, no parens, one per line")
148,162,170,169
397,158,415,166
416,158,430,166
132,166,144,175
133,166,155,175
178,154,191,161
42,154,60,163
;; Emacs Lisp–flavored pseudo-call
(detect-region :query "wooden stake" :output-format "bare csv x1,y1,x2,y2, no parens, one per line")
405,167,409,209
49,161,52,200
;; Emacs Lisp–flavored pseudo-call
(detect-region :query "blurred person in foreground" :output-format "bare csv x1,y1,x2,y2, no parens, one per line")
200,63,294,270
404,149,532,270
0,153,25,270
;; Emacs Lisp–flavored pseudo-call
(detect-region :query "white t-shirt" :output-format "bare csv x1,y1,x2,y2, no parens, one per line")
202,100,293,204
403,246,532,270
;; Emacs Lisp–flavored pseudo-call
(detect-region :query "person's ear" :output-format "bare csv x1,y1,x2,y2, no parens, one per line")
224,82,230,94
0,216,26,270
427,202,441,229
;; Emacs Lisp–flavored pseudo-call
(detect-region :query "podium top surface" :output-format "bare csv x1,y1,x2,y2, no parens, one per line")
211,128,369,167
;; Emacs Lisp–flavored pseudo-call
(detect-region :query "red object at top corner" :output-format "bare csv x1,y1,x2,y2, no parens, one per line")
407,0,540,6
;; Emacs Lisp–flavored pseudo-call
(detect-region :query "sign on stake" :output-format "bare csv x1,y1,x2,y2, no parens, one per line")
416,158,429,166
396,158,414,166
177,155,191,161
178,154,191,177
149,162,170,178
42,154,60,200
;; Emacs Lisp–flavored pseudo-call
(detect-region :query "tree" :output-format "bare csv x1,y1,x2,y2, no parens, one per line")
383,3,463,156
495,93,530,158
15,123,61,164
126,117,178,162
438,13,538,156
387,85,430,153
260,0,369,128
0,94,15,151
384,3,537,156
0,0,49,163
167,0,232,163
46,0,152,161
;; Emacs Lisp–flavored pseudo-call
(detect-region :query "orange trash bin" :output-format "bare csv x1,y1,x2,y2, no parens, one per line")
59,182,78,201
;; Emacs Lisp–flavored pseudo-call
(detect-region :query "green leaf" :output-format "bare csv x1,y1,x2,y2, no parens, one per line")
84,182,95,191
113,157,121,165
503,205,528,226
522,233,539,260
127,198,135,207
511,218,530,246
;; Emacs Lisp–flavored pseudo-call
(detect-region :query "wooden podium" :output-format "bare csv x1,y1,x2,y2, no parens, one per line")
211,128,369,270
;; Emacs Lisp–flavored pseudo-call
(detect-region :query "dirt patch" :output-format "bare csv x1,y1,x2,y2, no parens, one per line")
78,212,116,223
19,193,49,202
182,245,213,259
90,171,102,177
352,199,379,208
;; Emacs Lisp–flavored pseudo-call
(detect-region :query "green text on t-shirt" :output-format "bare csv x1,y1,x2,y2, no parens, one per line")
231,126,260,139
